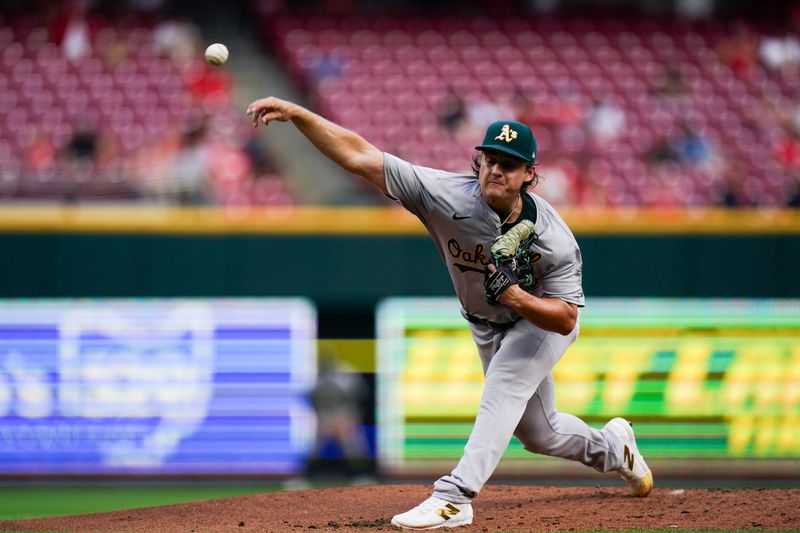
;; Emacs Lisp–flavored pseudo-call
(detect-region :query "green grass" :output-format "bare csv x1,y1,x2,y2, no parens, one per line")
0,483,278,520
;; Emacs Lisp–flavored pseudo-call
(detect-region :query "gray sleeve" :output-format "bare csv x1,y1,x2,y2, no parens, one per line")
384,152,454,220
541,247,585,307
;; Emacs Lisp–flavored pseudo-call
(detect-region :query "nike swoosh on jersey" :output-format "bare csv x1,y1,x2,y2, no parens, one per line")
452,214,471,220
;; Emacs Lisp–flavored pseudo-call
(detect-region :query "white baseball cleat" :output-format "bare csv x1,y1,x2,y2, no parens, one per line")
391,496,473,530
604,417,654,497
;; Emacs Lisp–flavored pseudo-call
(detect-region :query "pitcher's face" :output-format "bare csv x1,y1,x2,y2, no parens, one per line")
478,150,533,206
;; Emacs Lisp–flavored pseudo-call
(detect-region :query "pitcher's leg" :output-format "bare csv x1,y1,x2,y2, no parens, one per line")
433,322,570,503
513,374,622,472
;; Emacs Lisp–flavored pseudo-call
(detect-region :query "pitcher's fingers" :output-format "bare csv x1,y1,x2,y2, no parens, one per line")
248,102,271,117
260,111,283,124
247,98,270,113
252,110,264,127
252,107,275,125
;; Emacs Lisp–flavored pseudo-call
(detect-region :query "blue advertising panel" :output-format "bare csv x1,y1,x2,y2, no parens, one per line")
0,299,316,474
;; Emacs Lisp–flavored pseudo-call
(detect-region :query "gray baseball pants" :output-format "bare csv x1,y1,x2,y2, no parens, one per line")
433,314,624,504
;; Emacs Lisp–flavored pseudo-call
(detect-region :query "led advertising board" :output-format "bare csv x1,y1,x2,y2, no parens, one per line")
0,299,316,475
377,298,800,476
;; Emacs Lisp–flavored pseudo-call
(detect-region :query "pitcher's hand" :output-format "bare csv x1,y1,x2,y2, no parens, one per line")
246,97,298,128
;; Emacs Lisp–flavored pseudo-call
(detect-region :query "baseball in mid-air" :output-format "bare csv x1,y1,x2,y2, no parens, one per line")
205,43,229,66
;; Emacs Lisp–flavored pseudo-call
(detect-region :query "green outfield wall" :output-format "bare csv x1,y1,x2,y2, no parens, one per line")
0,233,797,302
0,207,797,310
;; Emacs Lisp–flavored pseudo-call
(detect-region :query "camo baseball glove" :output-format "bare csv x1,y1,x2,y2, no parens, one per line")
484,219,537,306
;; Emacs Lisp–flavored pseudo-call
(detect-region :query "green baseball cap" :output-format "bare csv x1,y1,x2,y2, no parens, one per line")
475,120,537,164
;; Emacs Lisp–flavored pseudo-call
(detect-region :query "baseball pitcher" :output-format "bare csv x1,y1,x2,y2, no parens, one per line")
247,97,653,530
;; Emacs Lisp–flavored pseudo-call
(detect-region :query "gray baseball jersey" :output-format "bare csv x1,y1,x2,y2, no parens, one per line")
384,153,585,323
383,152,624,503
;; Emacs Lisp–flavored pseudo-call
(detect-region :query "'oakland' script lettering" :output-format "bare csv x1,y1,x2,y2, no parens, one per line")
447,239,490,266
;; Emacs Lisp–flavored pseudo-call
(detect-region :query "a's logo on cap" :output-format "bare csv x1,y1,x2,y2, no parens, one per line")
494,124,518,143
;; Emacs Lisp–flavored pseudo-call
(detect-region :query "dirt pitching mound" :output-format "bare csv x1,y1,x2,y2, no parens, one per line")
2,484,799,532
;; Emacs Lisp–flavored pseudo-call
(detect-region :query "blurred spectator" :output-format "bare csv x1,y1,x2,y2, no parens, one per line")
132,125,181,198
444,95,517,143
96,27,130,67
466,96,513,131
759,33,800,75
243,131,279,177
586,98,625,144
153,16,200,66
716,165,754,207
512,90,537,125
550,91,584,129
63,117,99,163
741,94,787,137
438,87,467,134
547,91,586,156
51,117,102,202
49,0,94,61
646,135,678,164
716,22,758,78
514,93,557,150
306,350,370,481
160,116,213,205
25,129,56,175
787,173,800,207
655,61,691,97
671,122,713,165
309,49,345,81
535,158,579,206
183,60,233,109
773,125,800,170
